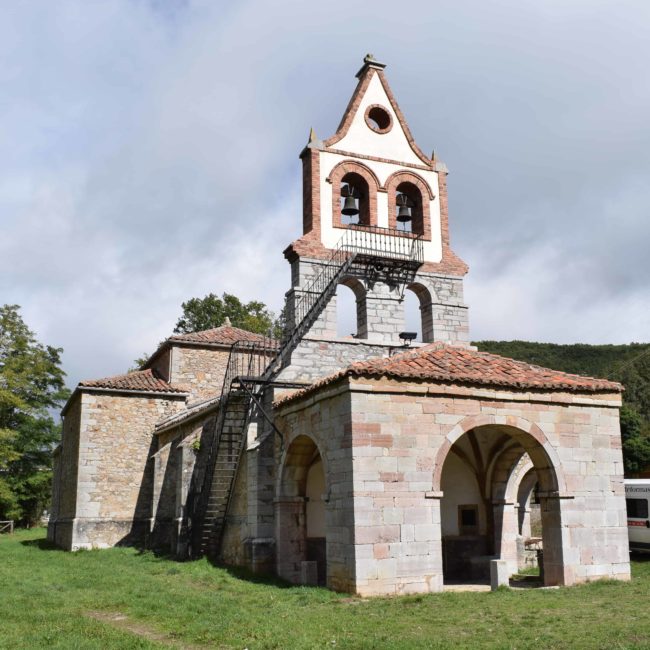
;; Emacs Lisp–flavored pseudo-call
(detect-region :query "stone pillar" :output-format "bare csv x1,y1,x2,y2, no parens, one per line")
419,301,434,343
409,272,470,345
275,496,307,584
364,282,404,344
538,493,569,586
285,258,338,338
490,559,510,589
245,411,277,574
493,500,519,575
430,303,470,344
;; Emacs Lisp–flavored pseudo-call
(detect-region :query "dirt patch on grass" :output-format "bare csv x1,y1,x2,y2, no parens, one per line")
85,610,205,649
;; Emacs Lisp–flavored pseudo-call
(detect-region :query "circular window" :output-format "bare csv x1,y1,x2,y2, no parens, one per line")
364,105,392,134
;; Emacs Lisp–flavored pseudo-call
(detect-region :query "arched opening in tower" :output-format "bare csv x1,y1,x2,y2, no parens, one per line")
335,278,366,339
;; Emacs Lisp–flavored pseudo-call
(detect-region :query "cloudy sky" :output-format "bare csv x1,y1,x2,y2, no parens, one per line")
2,0,649,389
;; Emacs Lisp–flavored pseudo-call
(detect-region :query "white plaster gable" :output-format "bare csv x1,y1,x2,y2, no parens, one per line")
334,73,425,166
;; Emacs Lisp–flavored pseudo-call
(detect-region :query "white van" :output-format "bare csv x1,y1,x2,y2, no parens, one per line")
625,479,650,552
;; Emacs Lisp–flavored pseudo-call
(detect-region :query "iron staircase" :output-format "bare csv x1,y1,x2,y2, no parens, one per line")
187,225,424,559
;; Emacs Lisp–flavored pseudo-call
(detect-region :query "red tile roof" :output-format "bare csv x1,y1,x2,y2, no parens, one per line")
79,368,187,394
275,343,622,406
168,325,271,346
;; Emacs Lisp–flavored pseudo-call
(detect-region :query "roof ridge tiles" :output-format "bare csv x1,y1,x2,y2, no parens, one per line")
79,367,188,394
274,342,622,408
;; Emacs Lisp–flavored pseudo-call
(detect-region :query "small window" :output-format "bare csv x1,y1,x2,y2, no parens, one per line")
365,105,392,133
458,504,479,535
626,498,649,519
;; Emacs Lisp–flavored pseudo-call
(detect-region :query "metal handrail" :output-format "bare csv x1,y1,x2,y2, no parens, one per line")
190,224,423,556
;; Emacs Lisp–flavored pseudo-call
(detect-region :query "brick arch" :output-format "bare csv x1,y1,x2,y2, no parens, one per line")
385,171,433,237
328,161,380,229
432,414,566,496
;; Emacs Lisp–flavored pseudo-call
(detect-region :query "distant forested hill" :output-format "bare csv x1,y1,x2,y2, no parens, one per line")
473,341,650,475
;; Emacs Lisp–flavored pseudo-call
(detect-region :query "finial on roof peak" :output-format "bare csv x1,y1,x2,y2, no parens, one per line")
307,127,323,150
356,53,386,79
223,316,231,327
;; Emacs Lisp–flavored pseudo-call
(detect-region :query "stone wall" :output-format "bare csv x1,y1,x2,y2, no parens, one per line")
274,387,356,592
48,394,82,548
61,390,186,550
274,377,630,595
148,347,171,382
170,345,230,401
150,421,204,555
277,337,400,385
284,256,469,348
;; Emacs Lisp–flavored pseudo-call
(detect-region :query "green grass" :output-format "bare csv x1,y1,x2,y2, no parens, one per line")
2,529,650,649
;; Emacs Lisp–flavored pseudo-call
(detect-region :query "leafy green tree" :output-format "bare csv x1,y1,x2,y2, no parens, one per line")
620,405,650,475
0,305,69,525
475,340,650,475
131,294,286,371
174,292,280,337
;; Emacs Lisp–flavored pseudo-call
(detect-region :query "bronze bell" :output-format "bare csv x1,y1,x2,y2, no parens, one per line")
397,204,412,223
396,193,412,223
342,195,359,217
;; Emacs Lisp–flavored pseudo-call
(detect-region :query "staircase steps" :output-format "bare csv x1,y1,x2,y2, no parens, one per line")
188,226,424,559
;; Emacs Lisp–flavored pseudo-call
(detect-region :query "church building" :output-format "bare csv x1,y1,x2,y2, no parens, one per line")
49,55,630,595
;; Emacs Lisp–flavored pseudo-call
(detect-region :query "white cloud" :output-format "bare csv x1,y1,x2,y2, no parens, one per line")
1,0,649,389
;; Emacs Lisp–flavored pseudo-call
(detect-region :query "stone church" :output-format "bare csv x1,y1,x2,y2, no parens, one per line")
49,55,630,595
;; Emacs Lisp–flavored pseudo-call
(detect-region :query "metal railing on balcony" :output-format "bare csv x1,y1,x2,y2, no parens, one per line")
343,224,423,263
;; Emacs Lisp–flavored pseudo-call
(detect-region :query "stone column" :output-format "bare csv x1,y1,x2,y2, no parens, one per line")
364,282,404,344
245,412,277,574
274,496,307,584
538,493,569,586
493,499,519,575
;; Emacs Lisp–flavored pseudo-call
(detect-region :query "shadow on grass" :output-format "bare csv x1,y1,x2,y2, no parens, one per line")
214,562,297,589
20,537,64,551
630,551,650,563
128,541,299,589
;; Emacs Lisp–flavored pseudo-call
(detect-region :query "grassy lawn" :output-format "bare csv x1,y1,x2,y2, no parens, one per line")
2,529,650,649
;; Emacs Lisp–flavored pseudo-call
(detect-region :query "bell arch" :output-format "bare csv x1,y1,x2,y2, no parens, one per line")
275,434,329,585
385,170,433,237
328,161,379,229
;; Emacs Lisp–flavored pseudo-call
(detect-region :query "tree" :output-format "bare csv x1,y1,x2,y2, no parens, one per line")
0,305,69,525
174,292,282,337
620,404,650,475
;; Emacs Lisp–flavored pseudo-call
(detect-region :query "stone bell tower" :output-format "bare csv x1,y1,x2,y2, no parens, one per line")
279,55,470,383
